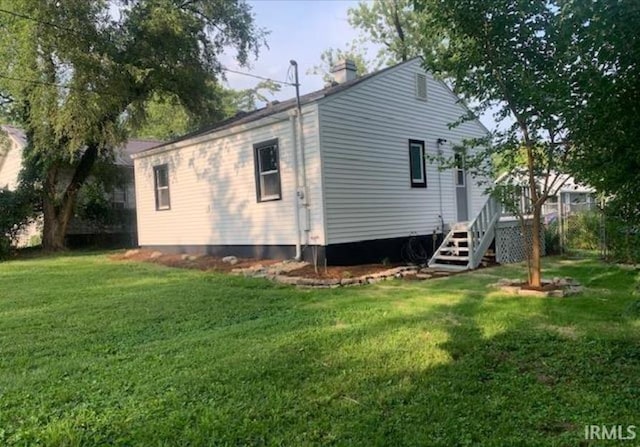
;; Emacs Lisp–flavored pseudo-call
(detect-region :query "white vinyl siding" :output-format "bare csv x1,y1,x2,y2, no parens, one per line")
319,59,490,245
134,104,326,247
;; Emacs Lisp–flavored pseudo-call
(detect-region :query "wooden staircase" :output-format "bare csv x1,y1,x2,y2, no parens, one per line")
428,197,501,271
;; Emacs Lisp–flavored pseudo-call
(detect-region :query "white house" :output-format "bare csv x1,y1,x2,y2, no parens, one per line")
0,125,159,246
132,58,498,267
496,170,598,218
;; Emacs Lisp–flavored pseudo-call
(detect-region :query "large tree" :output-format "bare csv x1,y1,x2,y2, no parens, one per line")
415,0,577,287
307,43,374,84
134,80,281,140
0,0,264,250
565,0,640,214
348,0,420,65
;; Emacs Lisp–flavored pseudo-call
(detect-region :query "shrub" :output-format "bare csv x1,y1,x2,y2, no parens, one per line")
544,221,561,255
0,188,35,259
564,210,601,251
602,199,640,264
605,217,640,264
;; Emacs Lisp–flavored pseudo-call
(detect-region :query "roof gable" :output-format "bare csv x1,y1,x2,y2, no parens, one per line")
136,58,423,156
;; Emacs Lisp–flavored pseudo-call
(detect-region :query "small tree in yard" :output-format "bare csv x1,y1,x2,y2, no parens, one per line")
415,0,578,288
0,0,265,251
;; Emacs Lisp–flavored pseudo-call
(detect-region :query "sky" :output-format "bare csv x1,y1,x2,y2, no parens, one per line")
220,0,368,100
221,0,498,131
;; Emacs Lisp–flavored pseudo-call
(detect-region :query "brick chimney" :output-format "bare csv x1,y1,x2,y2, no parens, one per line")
330,59,357,84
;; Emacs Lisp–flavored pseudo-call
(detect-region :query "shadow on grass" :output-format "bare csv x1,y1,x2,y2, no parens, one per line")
1,255,639,446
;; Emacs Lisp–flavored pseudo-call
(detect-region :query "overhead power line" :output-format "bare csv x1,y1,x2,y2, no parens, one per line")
0,7,81,35
221,67,294,86
0,73,74,90
0,8,297,88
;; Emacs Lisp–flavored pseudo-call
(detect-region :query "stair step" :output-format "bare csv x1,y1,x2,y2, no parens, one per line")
427,263,470,272
439,250,469,256
434,255,469,261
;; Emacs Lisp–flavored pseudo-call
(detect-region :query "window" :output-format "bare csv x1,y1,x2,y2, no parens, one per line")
454,152,465,186
153,164,170,210
415,73,427,100
112,187,126,209
409,140,426,188
254,139,281,202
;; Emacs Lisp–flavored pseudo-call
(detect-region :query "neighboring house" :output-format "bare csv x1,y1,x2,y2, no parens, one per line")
133,58,499,267
496,170,598,220
0,125,159,247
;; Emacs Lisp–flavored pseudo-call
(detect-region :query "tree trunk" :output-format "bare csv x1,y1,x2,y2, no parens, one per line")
42,197,66,251
529,205,543,288
41,144,100,251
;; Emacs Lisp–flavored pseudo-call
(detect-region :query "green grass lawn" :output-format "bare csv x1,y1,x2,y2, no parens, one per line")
1,253,639,446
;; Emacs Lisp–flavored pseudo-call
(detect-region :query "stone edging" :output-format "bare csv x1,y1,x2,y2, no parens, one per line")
236,266,459,288
494,277,584,297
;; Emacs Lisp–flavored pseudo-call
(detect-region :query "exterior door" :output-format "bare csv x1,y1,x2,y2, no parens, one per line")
455,151,468,221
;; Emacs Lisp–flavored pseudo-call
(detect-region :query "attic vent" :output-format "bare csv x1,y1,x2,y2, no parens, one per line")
415,73,427,100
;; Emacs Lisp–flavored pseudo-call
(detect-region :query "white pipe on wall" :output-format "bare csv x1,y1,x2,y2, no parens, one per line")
288,112,302,261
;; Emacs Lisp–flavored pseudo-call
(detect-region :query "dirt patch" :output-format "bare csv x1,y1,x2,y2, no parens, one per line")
110,249,280,273
280,263,402,280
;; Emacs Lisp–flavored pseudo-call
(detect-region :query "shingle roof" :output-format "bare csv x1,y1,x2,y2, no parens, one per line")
139,59,418,153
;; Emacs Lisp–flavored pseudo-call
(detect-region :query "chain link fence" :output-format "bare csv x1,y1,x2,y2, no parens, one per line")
543,197,639,263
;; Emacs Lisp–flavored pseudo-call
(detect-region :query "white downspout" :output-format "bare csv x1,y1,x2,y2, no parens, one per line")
289,111,302,261
296,107,310,232
289,60,310,261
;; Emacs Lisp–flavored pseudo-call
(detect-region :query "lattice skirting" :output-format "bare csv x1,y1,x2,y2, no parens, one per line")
495,218,546,264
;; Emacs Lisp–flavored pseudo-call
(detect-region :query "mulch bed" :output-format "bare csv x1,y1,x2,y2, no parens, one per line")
280,263,403,280
109,249,280,273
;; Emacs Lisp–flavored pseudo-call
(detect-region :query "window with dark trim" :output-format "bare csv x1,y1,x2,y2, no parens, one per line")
153,164,171,210
409,140,426,188
454,152,465,186
254,139,281,202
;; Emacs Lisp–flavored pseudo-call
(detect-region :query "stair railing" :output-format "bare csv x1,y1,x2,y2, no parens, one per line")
467,196,501,269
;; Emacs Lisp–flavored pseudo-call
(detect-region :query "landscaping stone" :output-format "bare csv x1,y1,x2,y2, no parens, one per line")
272,261,308,273
124,249,139,258
518,288,550,297
494,277,583,298
499,285,521,295
149,251,163,260
340,277,361,286
273,275,300,285
222,256,238,265
416,273,433,280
